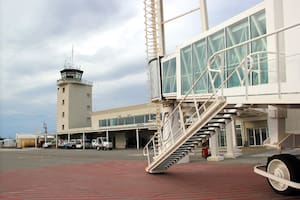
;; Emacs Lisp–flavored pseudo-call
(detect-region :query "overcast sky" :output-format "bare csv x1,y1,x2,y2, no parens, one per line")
0,0,262,138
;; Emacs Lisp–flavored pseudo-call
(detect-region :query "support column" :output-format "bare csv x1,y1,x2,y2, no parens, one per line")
232,122,237,147
199,0,209,32
224,120,242,158
106,130,109,142
224,120,234,158
232,120,242,157
35,136,38,149
161,103,174,150
56,133,58,149
136,129,140,150
68,133,70,143
207,129,224,161
268,105,287,145
83,132,85,150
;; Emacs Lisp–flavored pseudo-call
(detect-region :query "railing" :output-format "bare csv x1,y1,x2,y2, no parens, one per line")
57,78,93,85
143,23,300,165
143,132,160,165
207,22,300,99
208,50,289,100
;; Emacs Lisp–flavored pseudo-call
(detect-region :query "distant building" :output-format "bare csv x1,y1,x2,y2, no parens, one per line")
15,133,55,148
56,63,158,149
57,68,93,132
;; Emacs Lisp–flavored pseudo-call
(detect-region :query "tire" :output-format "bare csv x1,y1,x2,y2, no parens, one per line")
266,154,300,195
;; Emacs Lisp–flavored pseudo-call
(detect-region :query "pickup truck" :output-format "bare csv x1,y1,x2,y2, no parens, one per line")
93,137,113,150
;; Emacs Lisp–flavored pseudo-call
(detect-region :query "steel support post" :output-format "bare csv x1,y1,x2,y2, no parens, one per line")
106,130,109,142
199,0,209,32
136,129,140,150
83,132,85,150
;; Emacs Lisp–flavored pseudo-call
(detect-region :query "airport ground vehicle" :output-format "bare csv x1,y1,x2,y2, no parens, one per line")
42,140,56,148
75,139,92,149
93,137,113,150
254,150,300,195
0,139,17,148
63,140,76,149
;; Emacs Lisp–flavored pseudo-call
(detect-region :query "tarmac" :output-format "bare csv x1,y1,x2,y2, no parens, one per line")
0,148,299,200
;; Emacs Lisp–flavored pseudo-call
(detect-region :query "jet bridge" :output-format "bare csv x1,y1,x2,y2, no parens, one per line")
143,0,300,195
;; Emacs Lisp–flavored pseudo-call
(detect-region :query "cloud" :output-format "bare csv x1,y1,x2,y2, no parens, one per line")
0,0,263,138
0,0,148,137
93,70,148,110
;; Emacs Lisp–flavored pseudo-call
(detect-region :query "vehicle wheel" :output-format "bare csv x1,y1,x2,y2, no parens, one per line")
267,154,299,195
96,146,100,151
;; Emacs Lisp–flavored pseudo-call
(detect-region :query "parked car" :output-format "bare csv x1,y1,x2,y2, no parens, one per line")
58,140,66,148
75,139,92,149
64,140,76,149
42,140,56,148
94,137,113,150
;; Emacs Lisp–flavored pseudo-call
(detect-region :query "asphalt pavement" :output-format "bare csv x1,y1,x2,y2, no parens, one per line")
0,147,299,200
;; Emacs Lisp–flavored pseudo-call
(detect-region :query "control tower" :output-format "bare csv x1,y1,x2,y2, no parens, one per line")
56,61,93,132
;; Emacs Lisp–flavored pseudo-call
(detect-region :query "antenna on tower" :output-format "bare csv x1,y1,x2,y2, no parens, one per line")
43,121,48,134
71,44,74,67
43,121,48,144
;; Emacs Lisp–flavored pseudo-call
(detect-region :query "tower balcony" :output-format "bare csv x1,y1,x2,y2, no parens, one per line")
57,78,93,86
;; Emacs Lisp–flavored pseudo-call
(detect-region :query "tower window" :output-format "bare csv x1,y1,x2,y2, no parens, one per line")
87,93,91,97
62,100,65,105
62,125,64,130
87,105,90,110
62,88,65,93
62,112,65,117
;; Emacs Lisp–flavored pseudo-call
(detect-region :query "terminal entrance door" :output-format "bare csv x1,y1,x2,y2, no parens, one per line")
247,128,268,146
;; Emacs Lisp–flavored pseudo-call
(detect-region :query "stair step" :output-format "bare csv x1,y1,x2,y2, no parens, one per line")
218,112,237,115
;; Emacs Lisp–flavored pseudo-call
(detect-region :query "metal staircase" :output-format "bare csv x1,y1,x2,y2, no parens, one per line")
143,97,250,173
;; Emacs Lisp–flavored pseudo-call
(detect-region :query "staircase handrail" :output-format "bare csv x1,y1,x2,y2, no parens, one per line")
207,23,300,63
206,22,300,99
